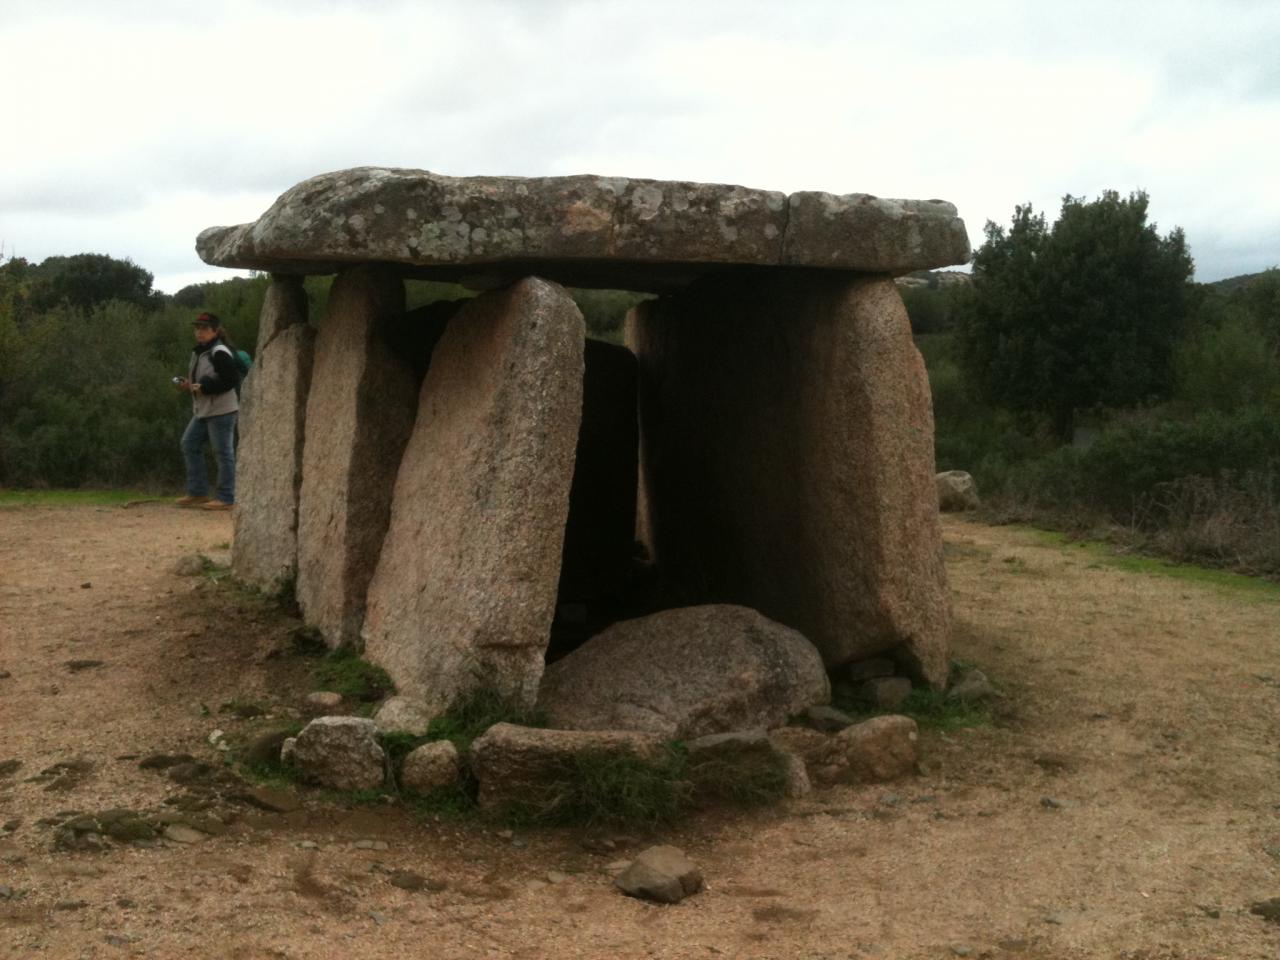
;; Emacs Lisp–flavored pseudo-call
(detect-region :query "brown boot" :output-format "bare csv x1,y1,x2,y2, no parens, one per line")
201,500,233,512
176,495,211,507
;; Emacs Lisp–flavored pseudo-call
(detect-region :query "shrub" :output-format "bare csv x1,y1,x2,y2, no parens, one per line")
1174,312,1280,413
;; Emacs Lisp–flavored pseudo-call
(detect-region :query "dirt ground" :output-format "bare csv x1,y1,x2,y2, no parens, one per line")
1,504,1278,960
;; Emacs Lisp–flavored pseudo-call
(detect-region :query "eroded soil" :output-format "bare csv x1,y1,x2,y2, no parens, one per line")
1,506,1278,959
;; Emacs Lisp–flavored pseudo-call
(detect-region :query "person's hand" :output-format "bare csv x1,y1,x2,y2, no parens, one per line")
173,376,190,392
189,381,202,395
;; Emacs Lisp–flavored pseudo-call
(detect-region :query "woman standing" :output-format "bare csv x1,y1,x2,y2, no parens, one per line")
175,312,240,510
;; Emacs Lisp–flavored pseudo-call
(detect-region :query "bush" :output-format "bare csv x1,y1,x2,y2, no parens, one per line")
0,301,191,487
1174,312,1280,413
1131,471,1280,575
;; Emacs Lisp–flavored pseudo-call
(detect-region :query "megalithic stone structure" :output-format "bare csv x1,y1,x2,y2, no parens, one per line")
362,278,585,711
295,265,418,649
232,275,314,594
198,166,970,709
625,272,951,686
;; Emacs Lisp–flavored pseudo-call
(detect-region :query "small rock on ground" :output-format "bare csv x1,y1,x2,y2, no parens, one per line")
1250,898,1280,923
304,691,344,714
845,657,897,682
615,845,703,904
802,705,853,732
373,696,434,737
949,669,996,702
858,677,912,710
173,554,206,576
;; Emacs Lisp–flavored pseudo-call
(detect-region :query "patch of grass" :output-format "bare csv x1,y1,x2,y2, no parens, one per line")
289,626,327,658
0,488,149,508
219,699,266,719
685,747,790,806
497,741,790,828
312,650,395,702
426,687,548,752
500,747,693,827
832,686,992,732
379,731,429,774
404,781,477,820
1025,527,1280,600
313,787,390,807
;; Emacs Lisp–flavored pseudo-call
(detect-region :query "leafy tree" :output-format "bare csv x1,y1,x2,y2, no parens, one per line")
27,253,159,313
956,191,1193,438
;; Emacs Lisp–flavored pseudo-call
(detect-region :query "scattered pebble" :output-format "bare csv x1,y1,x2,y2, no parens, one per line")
65,659,105,673
80,582,92,589
0,670,10,680
0,885,12,899
163,825,205,844
54,899,88,911
1040,797,1064,810
1250,898,1280,923
389,870,429,891
547,870,568,884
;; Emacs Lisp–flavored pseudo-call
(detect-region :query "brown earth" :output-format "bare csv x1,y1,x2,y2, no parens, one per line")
0,505,1278,959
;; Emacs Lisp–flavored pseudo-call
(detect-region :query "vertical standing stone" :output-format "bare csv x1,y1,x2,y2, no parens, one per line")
626,270,951,687
362,277,585,712
232,276,315,593
295,266,417,648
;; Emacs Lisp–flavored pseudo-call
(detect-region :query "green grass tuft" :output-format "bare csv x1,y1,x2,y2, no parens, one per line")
832,685,992,732
312,650,395,702
499,747,693,827
686,747,790,806
496,742,790,828
404,781,477,820
0,488,153,508
426,687,548,752
1025,527,1280,599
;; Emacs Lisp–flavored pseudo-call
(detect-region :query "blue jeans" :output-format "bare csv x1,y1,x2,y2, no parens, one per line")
182,413,237,504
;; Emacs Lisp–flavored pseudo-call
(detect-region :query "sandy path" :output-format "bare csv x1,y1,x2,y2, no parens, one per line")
1,507,1277,959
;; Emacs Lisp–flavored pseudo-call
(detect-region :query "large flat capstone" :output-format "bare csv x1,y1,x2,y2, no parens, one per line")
196,167,969,289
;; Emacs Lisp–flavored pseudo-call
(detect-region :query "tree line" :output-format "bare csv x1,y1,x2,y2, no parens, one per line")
0,254,641,489
907,191,1280,575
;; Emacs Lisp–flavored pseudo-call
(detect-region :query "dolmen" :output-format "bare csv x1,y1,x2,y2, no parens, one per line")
198,167,969,718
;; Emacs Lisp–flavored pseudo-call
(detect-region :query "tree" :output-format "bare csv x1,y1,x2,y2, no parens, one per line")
26,253,158,313
956,191,1194,438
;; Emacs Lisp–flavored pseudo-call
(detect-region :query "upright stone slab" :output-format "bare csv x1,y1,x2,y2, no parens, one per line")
362,277,585,711
232,276,314,593
295,266,417,648
626,271,951,687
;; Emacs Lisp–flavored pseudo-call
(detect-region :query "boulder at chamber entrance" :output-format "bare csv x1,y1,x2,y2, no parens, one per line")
198,166,968,714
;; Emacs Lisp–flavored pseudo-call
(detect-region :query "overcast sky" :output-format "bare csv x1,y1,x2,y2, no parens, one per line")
2,0,1277,292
